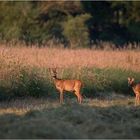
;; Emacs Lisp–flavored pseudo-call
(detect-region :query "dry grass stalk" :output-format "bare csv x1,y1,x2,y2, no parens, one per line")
0,44,140,72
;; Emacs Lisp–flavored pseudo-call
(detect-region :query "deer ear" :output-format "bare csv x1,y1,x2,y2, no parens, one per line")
128,77,130,81
132,78,134,82
48,68,53,75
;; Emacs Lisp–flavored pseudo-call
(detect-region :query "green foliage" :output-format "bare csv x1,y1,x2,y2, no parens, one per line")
63,14,91,48
0,1,140,47
12,69,46,97
0,2,32,43
0,67,49,100
0,66,140,100
47,67,140,98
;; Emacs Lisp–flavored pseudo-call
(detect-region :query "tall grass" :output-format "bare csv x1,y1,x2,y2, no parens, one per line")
0,44,140,100
0,44,140,70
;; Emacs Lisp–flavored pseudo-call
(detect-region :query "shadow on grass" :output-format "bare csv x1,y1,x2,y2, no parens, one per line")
0,100,140,139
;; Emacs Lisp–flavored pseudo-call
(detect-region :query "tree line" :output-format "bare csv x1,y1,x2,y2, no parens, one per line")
0,1,140,48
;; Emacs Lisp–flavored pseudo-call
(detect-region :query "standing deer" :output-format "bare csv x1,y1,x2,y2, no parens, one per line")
128,77,140,105
49,68,83,104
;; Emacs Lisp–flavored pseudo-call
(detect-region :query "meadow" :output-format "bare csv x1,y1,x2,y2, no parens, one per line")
0,44,140,138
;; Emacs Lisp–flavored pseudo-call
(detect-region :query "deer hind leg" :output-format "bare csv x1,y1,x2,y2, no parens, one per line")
78,92,83,104
138,94,140,105
135,94,138,106
75,92,80,103
78,94,83,104
59,90,64,104
135,95,137,106
74,90,83,104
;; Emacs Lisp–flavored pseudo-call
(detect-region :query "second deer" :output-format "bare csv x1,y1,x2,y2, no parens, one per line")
49,68,83,104
128,77,140,105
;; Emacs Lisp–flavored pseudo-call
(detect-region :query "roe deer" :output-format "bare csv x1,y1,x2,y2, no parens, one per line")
49,68,83,104
128,77,140,105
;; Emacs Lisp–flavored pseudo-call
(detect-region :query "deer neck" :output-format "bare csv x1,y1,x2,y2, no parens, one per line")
52,76,61,82
131,82,136,91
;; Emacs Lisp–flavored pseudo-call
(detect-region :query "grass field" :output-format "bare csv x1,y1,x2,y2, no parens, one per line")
0,45,140,138
0,97,140,139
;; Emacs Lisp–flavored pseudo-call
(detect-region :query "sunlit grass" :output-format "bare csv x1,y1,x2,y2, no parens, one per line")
0,94,134,116
0,44,140,71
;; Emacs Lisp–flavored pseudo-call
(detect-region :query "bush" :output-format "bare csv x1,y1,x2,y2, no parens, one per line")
0,56,50,100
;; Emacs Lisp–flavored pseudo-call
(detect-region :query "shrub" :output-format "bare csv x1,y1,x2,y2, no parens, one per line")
0,55,50,99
